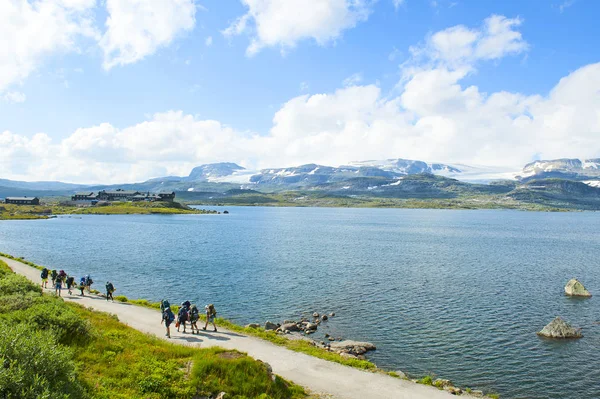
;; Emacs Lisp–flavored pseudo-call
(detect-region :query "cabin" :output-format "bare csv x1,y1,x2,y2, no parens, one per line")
72,192,97,201
5,197,40,205
96,190,141,201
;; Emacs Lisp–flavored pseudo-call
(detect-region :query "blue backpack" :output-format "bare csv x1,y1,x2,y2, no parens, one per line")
164,308,175,322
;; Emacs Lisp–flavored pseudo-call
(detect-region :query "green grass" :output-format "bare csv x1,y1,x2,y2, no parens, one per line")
0,259,307,399
0,201,217,220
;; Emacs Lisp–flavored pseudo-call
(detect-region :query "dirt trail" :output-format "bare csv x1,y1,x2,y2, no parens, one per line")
3,255,462,399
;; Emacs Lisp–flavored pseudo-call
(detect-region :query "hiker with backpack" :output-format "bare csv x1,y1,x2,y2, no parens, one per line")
85,275,93,293
55,275,62,296
78,277,86,296
161,306,175,338
189,304,200,334
203,304,217,332
50,269,58,287
105,281,115,302
177,302,189,333
40,268,49,288
66,275,75,295
160,299,170,319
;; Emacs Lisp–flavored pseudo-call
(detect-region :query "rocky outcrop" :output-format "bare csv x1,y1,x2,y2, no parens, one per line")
537,317,583,339
280,322,301,332
565,279,592,297
264,321,279,330
329,340,376,356
245,323,260,329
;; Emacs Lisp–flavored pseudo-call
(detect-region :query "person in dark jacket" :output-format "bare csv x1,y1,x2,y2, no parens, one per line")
105,281,115,302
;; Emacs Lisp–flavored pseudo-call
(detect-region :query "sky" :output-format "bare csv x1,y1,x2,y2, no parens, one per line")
1,0,599,184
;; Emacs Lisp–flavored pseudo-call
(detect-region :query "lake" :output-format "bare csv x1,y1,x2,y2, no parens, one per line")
1,207,599,398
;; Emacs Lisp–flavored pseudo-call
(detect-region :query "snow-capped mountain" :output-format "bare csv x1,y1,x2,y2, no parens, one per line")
349,159,519,183
519,158,600,181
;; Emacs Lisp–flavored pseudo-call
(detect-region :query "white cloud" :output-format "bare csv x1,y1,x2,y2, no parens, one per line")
2,15,599,184
408,15,528,69
559,0,575,13
299,81,309,92
205,36,213,47
99,0,197,70
343,73,363,87
0,0,98,94
2,91,27,103
223,0,373,56
393,0,405,9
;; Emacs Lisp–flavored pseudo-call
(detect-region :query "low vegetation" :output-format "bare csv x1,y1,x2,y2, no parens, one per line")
0,259,306,399
0,201,216,220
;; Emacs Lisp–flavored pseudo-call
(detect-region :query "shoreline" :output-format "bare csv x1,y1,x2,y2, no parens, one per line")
1,251,500,399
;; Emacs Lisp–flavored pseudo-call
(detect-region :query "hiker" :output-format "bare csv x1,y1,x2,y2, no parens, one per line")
55,276,62,296
105,281,115,302
78,277,86,296
50,269,58,287
58,270,67,284
177,303,189,333
85,274,93,293
189,304,200,334
182,300,191,311
66,275,75,295
161,306,175,338
203,304,217,332
40,268,49,288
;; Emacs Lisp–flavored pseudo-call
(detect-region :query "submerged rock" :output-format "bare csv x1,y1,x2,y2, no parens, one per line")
329,340,376,355
537,317,583,339
565,279,592,297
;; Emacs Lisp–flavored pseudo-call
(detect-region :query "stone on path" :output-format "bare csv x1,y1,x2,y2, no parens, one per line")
564,278,592,297
537,316,582,339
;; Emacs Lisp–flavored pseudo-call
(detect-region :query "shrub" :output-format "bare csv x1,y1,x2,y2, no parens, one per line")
0,273,42,296
5,296,91,345
0,323,85,399
191,348,304,398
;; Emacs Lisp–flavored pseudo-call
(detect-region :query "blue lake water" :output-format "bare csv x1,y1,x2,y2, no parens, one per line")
1,207,599,399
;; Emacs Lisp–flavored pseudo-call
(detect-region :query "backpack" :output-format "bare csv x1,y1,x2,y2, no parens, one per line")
164,308,175,322
66,276,74,285
178,307,188,321
51,270,57,279
160,299,170,312
41,269,48,278
189,306,199,322
207,304,217,316
106,282,114,292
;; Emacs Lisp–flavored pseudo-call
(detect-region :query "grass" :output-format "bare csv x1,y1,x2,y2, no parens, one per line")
0,259,307,399
0,201,217,220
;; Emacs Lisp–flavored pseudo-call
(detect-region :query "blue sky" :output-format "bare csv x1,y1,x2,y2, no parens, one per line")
1,0,599,183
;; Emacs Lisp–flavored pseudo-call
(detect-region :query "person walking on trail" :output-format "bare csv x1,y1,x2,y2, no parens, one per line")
40,268,49,288
105,281,115,302
78,277,86,296
189,304,200,334
55,276,62,296
177,303,189,333
50,269,58,287
85,275,93,293
160,299,171,321
161,306,175,338
203,304,218,332
66,276,75,295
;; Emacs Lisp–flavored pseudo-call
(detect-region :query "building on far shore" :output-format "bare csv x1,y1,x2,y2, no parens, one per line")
5,197,40,205
71,189,175,203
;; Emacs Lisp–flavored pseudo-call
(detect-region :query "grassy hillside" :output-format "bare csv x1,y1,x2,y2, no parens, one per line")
0,260,306,399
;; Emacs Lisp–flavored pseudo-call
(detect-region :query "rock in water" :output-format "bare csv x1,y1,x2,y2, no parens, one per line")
264,321,279,330
537,317,583,339
564,279,592,297
329,340,376,355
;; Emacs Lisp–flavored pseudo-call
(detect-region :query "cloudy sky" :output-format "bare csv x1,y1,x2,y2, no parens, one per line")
1,0,599,184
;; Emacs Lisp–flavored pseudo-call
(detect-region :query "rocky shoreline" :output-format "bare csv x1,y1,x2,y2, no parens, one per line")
247,311,498,398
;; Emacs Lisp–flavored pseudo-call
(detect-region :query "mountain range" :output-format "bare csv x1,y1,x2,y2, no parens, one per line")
1,158,600,210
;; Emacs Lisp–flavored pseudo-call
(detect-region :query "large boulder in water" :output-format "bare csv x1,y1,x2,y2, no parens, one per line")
564,279,592,297
537,317,582,339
